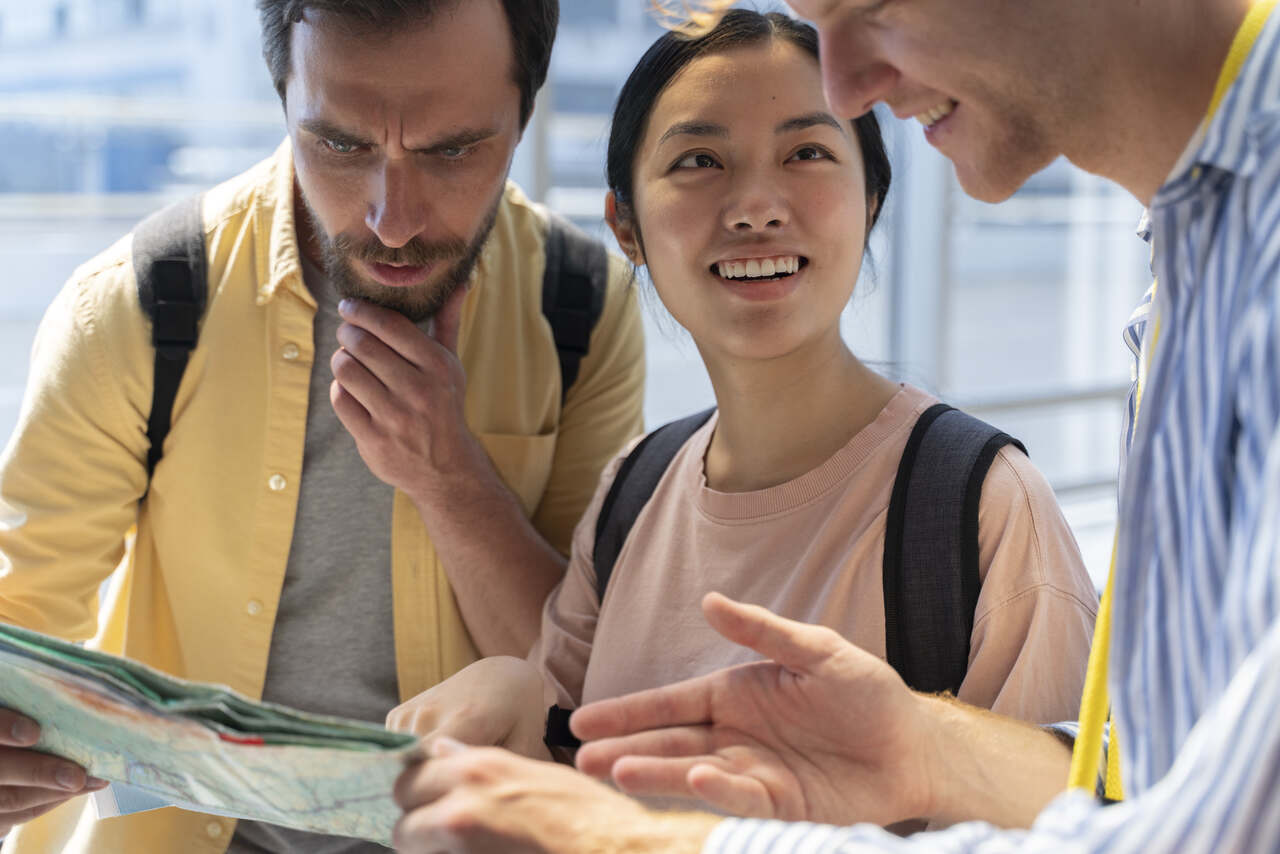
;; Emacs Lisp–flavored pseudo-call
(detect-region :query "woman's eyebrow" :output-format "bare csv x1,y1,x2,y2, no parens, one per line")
657,121,729,146
776,111,846,134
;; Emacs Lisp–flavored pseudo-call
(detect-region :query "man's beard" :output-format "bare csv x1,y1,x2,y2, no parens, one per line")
301,192,501,323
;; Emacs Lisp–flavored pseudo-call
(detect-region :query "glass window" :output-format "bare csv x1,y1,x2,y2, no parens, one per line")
0,3,1147,585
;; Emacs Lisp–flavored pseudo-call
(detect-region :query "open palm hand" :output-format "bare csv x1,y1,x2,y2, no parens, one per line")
572,593,935,827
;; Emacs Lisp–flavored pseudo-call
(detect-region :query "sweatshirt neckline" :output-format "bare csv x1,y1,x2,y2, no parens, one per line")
692,384,932,521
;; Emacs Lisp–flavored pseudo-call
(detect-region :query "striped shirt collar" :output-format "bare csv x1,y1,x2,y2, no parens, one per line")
1152,9,1280,206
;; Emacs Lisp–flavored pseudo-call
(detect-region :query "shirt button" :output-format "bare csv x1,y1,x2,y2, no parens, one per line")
281,342,301,361
246,599,263,617
206,820,223,838
268,474,287,492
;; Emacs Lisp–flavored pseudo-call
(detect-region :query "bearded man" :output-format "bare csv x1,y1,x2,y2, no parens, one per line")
0,1,644,852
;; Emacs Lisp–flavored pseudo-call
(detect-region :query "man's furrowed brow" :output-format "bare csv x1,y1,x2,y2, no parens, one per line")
776,112,847,135
657,121,730,146
298,119,370,145
423,127,499,153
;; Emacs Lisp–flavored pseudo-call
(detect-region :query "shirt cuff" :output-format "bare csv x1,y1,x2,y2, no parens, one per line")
1044,720,1080,750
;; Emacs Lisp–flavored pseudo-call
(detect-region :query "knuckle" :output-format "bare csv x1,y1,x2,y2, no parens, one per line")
391,766,420,810
330,350,355,380
469,749,510,778
343,325,376,356
408,709,439,737
438,799,482,835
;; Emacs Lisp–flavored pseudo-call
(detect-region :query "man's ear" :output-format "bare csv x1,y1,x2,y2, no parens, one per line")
604,191,644,267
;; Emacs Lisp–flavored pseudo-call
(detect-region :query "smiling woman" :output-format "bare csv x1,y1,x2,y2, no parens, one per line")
389,9,1100,830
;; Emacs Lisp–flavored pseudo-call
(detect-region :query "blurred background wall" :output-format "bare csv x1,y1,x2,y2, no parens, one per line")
0,0,1152,587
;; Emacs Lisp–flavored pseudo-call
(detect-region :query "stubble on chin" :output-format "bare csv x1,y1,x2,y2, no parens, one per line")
299,190,502,323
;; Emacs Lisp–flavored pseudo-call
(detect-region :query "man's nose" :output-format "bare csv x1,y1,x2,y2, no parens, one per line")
819,29,899,118
366,160,428,249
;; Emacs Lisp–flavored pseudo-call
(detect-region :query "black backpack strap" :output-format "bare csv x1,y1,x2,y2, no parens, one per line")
131,194,207,486
592,408,716,600
882,403,1027,695
541,211,608,404
543,407,716,749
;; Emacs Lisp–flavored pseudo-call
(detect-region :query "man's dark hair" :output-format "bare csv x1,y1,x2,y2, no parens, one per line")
607,10,891,236
257,0,558,127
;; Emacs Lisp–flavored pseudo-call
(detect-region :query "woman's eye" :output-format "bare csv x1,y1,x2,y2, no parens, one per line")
790,146,832,162
675,152,720,169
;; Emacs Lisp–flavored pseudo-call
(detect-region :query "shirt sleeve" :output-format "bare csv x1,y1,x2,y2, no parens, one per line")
0,252,152,640
528,437,640,708
705,612,1280,853
702,421,1280,853
530,253,645,556
956,447,1099,725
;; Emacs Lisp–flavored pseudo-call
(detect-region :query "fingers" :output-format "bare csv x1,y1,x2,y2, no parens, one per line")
392,800,462,854
686,763,775,818
571,600,848,744
0,711,39,748
331,303,464,434
337,299,435,367
0,746,105,793
575,725,713,778
330,378,374,435
330,332,405,426
430,736,468,758
0,784,86,819
569,677,714,744
609,755,709,799
385,701,442,736
392,741,492,814
700,592,847,674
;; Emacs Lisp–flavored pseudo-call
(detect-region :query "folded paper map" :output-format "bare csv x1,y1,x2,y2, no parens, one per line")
0,622,421,844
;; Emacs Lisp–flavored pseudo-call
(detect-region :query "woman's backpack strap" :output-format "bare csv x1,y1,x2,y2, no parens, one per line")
592,408,716,600
882,403,1027,695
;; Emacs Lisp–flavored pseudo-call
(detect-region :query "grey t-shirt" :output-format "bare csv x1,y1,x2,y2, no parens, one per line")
227,257,402,854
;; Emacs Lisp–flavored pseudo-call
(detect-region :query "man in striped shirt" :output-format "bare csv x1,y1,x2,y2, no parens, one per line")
389,0,1280,850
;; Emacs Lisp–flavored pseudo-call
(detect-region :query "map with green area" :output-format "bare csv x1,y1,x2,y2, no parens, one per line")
0,623,421,844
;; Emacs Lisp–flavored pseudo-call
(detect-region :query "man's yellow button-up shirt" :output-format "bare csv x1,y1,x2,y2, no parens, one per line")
0,139,644,853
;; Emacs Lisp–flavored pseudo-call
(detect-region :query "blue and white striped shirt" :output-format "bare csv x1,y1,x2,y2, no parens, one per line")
706,10,1280,853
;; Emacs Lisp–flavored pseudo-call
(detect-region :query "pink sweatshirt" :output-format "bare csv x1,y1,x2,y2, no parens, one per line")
530,385,1098,726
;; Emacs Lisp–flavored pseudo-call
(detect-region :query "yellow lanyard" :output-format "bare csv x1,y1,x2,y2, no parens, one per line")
1066,0,1279,800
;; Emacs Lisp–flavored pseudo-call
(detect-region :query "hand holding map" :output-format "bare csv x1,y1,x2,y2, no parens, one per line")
0,622,421,844
0,705,107,835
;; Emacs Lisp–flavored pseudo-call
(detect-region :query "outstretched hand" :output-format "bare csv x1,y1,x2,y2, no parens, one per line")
571,593,936,827
330,285,491,510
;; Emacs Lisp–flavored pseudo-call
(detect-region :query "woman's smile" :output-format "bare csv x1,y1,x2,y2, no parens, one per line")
710,253,810,302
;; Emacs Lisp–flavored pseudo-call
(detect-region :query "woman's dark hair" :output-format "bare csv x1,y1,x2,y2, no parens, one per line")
607,9,891,235
257,0,557,128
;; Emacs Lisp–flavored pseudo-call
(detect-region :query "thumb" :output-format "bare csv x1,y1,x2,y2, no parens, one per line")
430,284,468,355
701,592,846,675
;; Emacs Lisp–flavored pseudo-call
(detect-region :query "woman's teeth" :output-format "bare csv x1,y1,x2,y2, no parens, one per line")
915,100,957,128
717,256,802,280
